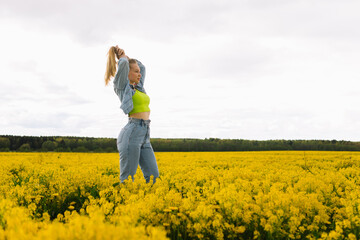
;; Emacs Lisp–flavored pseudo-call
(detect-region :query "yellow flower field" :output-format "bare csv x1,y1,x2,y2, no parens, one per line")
0,151,359,240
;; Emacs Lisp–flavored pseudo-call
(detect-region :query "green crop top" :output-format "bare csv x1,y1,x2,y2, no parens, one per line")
128,89,150,115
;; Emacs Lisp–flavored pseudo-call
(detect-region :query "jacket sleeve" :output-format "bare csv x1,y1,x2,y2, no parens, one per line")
135,59,146,89
113,57,130,91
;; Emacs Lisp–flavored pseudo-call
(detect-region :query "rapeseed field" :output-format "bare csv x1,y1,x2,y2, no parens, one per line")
0,151,359,239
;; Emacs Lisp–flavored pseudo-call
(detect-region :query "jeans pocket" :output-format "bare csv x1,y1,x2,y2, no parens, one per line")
117,128,126,145
117,123,132,145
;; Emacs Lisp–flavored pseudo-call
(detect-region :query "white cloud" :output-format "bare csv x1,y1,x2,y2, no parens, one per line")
0,0,359,140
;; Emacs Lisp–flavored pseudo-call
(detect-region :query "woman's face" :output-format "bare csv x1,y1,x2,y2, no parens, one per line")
128,63,141,85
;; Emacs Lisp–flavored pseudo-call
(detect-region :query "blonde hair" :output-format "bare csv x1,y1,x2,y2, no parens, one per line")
129,58,137,65
104,47,138,86
104,46,118,86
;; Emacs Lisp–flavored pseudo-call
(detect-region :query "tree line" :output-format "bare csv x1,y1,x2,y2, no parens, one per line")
0,135,359,152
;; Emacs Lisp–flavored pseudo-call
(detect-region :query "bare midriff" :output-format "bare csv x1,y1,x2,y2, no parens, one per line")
129,111,150,120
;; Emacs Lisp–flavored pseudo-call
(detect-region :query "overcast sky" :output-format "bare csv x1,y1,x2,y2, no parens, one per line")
0,0,359,141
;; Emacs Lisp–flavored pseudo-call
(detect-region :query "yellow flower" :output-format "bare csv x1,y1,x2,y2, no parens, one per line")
235,226,246,234
1,151,359,240
348,233,357,240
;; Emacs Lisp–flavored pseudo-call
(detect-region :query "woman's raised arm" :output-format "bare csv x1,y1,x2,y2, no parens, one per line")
113,57,130,91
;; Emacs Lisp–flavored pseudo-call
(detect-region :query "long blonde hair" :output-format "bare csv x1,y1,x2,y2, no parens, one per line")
104,47,137,86
104,46,118,86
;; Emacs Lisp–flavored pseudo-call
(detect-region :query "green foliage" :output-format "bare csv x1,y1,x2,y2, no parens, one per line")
42,140,57,151
1,135,360,152
73,146,88,152
18,143,31,152
0,137,10,149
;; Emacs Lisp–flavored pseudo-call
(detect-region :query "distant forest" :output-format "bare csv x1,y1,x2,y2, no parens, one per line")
0,135,359,152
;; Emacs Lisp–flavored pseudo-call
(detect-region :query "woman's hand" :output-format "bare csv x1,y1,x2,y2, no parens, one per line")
115,45,127,59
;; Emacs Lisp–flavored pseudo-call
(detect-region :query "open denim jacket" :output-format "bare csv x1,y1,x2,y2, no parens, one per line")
113,57,147,115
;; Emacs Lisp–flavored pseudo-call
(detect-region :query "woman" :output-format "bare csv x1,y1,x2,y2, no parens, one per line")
104,45,159,184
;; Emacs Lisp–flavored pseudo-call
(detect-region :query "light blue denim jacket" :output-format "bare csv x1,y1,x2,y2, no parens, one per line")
113,57,147,115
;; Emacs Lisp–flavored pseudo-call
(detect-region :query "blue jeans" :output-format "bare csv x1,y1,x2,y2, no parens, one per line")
116,117,159,183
